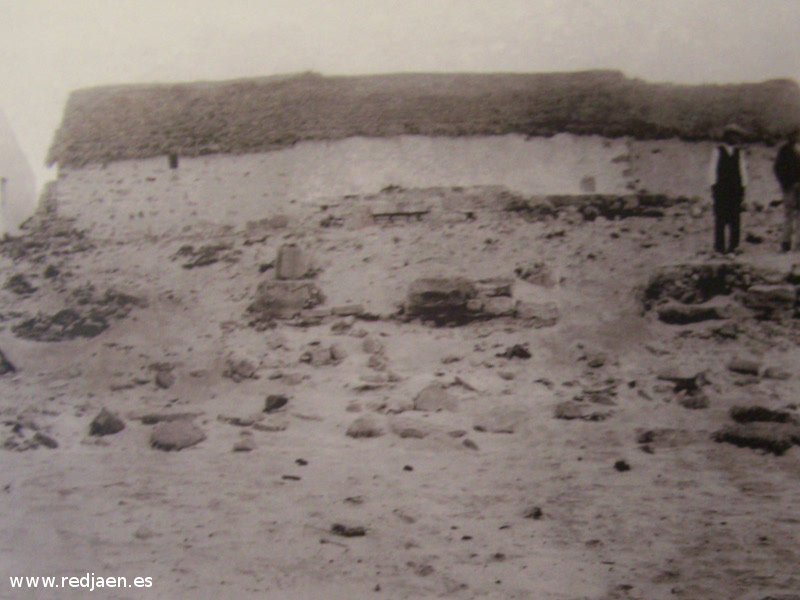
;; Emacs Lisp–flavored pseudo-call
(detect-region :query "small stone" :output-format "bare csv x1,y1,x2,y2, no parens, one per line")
155,370,176,389
331,304,364,316
584,352,607,368
614,460,631,472
367,354,387,371
330,343,348,363
0,349,16,376
413,384,458,412
462,438,479,451
498,370,515,381
150,420,206,451
330,523,367,537
763,367,791,381
253,415,289,432
233,437,257,452
727,358,762,376
134,525,156,540
678,392,710,410
553,401,611,421
473,407,525,433
346,415,384,438
363,336,384,355
389,417,430,439
264,394,289,412
346,402,362,413
90,408,126,436
33,432,58,449
496,344,531,359
524,506,543,520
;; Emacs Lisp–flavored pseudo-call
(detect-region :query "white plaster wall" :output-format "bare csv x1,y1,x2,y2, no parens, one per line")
54,134,783,239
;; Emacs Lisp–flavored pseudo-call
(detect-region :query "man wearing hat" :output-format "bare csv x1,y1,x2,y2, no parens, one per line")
773,128,800,252
708,124,748,255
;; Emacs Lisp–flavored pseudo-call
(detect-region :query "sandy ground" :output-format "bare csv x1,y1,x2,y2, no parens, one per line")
1,196,800,600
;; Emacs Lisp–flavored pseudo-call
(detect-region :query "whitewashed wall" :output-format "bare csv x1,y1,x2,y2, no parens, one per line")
53,134,783,239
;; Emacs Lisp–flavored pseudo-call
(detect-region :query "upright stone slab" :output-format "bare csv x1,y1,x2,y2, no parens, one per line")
275,244,305,280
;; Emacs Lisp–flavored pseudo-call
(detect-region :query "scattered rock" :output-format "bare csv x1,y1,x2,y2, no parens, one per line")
405,277,477,325
132,412,200,425
554,401,611,421
739,284,797,321
727,358,762,376
232,436,257,452
275,244,306,280
4,273,37,295
496,344,531,359
514,262,556,288
264,394,289,413
656,301,726,324
89,408,126,436
483,296,516,316
515,301,560,327
763,367,791,381
346,415,384,438
475,278,514,297
713,321,739,339
217,413,264,427
150,420,206,451
330,523,367,537
252,415,290,432
658,370,710,394
248,279,325,320
614,460,631,472
389,417,431,439
331,304,364,317
413,384,458,412
473,407,525,434
133,525,156,540
524,506,544,520
0,349,16,376
584,352,607,368
33,432,58,449
362,336,384,355
677,392,710,410
329,343,348,362
223,356,258,382
729,405,795,424
462,438,479,450
155,370,176,389
176,243,239,269
713,422,800,455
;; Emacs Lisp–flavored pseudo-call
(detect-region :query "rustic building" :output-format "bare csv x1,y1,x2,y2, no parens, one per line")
44,71,800,239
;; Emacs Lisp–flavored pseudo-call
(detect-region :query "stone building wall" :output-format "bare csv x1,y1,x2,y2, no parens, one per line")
51,134,783,240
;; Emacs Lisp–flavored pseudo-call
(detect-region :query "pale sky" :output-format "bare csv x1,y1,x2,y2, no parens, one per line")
1,0,799,192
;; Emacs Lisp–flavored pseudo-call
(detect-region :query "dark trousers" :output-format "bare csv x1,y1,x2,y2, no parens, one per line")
713,186,743,253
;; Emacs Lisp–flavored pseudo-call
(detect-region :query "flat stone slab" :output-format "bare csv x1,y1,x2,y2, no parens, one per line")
150,420,206,451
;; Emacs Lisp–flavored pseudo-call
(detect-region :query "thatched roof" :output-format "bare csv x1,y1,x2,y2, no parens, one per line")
47,71,800,168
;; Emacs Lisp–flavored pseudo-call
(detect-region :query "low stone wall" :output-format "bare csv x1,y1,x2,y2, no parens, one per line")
51,134,783,240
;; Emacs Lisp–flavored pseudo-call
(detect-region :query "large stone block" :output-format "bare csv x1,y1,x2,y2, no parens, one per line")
405,278,477,324
248,280,325,319
275,244,305,280
739,284,797,320
515,301,559,328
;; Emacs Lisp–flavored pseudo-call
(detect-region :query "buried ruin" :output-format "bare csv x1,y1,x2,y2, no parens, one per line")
2,71,800,598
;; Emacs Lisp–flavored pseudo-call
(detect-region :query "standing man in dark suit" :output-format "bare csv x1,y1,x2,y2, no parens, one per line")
773,128,800,252
708,124,748,255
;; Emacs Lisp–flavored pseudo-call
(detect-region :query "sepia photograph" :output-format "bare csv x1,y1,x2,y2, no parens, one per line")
1,1,800,598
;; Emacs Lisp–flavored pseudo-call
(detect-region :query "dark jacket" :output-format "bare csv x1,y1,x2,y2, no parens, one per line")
774,142,800,192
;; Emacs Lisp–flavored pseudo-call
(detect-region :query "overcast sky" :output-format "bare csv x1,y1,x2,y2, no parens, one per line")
1,0,799,191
